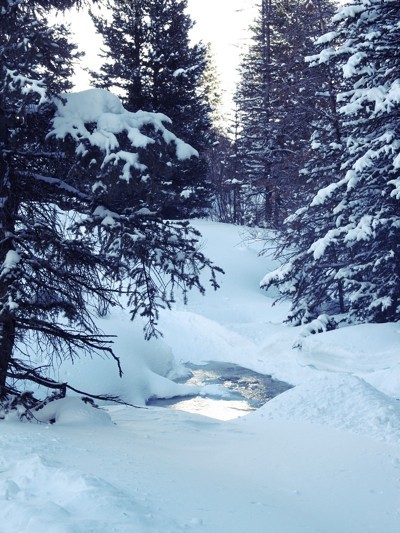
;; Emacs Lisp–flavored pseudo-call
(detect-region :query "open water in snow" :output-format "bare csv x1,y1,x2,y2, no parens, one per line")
150,361,292,420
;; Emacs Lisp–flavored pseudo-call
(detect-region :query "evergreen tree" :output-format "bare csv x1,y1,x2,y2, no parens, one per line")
91,0,214,219
0,0,81,402
235,0,336,226
198,43,224,136
0,0,221,407
234,0,272,226
199,47,245,224
262,0,400,325
206,107,247,225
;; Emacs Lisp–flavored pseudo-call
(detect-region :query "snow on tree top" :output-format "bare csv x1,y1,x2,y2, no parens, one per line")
54,89,125,122
48,89,198,180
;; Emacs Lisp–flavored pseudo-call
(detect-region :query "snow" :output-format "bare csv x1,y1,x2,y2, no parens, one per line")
0,249,20,277
332,4,365,23
1,221,400,532
48,89,198,176
54,89,125,122
310,180,342,206
314,31,338,45
344,214,374,242
342,51,367,79
32,397,113,426
308,226,348,259
5,68,47,105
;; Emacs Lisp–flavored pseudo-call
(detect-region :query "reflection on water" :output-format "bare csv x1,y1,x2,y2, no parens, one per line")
154,396,253,421
149,361,292,421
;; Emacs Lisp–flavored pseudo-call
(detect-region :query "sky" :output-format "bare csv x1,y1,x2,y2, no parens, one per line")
187,0,257,105
66,0,258,112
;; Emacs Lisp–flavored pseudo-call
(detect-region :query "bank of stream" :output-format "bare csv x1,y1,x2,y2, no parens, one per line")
149,361,292,420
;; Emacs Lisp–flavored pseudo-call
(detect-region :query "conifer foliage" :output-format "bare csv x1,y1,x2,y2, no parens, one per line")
234,0,336,227
91,0,213,218
262,0,400,325
0,0,221,405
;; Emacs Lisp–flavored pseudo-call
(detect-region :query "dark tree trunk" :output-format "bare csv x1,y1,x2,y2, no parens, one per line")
0,148,18,397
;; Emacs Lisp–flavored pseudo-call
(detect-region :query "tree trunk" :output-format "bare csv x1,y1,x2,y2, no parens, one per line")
261,0,274,225
0,317,16,397
0,148,18,397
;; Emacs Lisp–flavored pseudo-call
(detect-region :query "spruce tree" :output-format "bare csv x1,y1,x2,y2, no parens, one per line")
0,0,221,407
235,0,336,226
91,0,214,219
0,0,81,401
262,0,400,325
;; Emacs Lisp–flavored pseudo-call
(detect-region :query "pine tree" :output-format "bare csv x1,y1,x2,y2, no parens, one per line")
234,0,272,226
235,0,336,226
0,0,82,401
206,105,248,225
91,0,214,219
199,46,245,224
262,0,400,325
0,0,221,407
90,0,148,108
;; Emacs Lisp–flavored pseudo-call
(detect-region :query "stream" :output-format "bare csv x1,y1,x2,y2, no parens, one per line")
149,361,292,420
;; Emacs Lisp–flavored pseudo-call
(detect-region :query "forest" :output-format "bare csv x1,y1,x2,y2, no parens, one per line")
0,0,399,410
1,1,399,531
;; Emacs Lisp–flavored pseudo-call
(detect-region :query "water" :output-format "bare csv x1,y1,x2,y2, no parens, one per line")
149,361,292,421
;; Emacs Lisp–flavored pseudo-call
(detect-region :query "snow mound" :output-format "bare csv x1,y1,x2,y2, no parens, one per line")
159,309,259,364
254,373,400,444
57,313,200,406
54,88,125,122
297,323,400,369
0,454,155,533
49,88,198,178
32,397,113,426
132,367,200,404
296,322,400,397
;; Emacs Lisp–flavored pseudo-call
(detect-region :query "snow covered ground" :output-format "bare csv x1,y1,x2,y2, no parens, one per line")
1,220,400,532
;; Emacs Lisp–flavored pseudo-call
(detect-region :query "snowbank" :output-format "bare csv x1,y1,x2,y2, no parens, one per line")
251,372,400,443
1,220,399,532
55,309,199,406
31,397,113,426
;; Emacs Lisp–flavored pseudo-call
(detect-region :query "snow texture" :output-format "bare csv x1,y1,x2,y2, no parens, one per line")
0,249,21,277
49,89,198,180
1,221,399,532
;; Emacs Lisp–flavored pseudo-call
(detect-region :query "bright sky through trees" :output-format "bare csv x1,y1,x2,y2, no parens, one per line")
65,0,257,112
187,0,257,106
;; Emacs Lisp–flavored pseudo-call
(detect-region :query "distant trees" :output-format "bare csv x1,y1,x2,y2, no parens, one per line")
0,0,221,406
91,0,215,218
205,106,247,225
262,0,400,324
234,0,336,226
